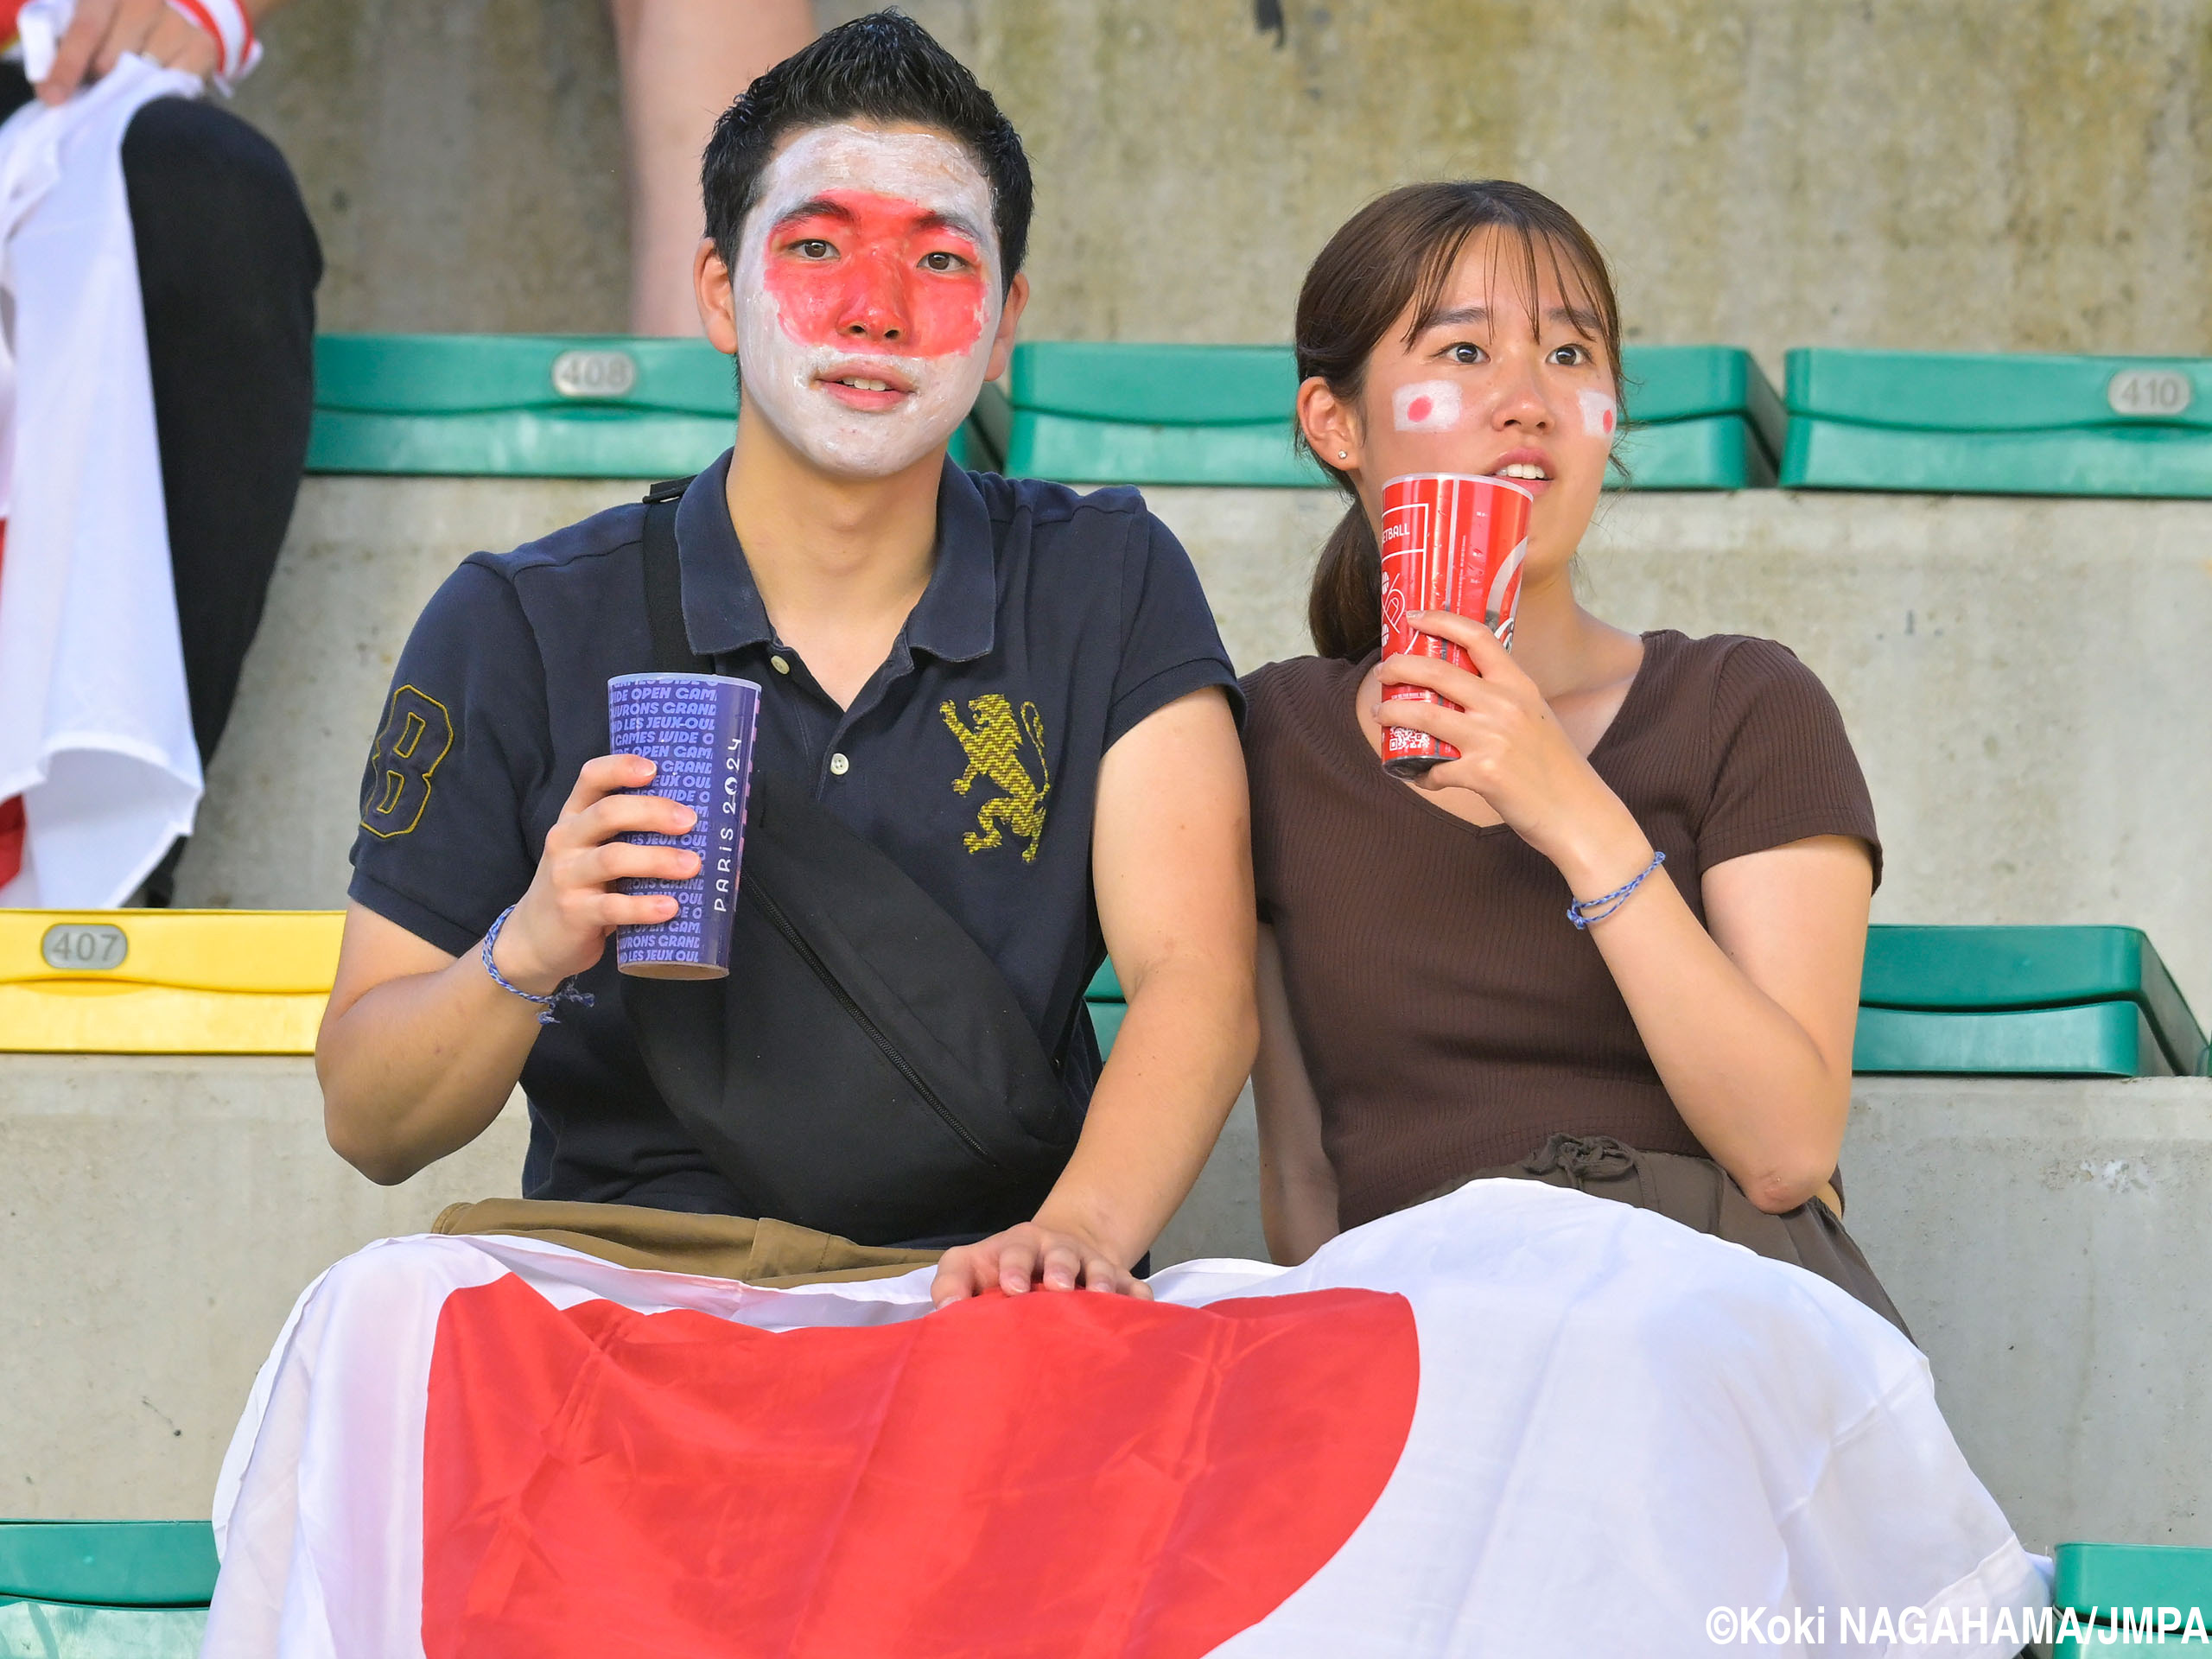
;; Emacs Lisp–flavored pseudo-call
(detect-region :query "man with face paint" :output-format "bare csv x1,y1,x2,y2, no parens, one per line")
317,14,1257,1307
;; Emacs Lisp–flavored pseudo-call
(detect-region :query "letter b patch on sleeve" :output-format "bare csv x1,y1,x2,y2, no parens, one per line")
360,684,454,838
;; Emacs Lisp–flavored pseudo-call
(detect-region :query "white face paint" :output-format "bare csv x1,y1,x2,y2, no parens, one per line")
733,124,1002,480
1577,388,1618,441
1392,379,1463,433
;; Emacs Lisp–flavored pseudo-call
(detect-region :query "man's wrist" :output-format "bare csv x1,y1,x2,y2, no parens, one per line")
487,906,567,998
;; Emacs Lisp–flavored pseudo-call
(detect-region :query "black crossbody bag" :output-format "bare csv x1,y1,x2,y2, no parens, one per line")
618,486,1084,1246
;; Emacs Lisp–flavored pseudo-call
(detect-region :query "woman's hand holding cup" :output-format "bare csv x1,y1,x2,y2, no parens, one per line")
1377,611,1649,894
488,755,701,995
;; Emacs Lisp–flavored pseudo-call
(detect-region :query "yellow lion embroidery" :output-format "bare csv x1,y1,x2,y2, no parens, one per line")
939,693,1052,862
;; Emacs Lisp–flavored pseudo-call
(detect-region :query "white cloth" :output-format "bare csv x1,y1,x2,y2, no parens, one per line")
204,1181,2050,1657
0,53,202,906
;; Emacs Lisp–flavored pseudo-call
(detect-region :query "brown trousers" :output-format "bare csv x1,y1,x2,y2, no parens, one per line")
1419,1135,1911,1338
431,1198,943,1288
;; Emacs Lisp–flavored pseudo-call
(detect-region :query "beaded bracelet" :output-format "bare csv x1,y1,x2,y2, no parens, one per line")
1567,849,1666,931
480,906,595,1026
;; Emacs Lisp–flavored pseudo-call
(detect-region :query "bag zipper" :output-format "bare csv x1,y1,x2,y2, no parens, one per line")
745,880,1001,1168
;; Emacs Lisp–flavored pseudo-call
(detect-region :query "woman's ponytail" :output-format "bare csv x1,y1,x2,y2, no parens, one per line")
1307,504,1382,662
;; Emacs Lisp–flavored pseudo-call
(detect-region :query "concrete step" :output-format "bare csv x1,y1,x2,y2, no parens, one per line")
0,1054,526,1520
1840,1075,2212,1556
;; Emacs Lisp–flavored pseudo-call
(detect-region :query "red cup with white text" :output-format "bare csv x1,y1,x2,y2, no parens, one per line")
1377,472,1534,779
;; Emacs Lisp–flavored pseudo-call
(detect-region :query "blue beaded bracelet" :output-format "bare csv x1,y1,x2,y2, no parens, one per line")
1567,849,1666,931
480,905,595,1026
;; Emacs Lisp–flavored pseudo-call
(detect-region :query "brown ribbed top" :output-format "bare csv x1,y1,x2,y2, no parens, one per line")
1243,630,1880,1230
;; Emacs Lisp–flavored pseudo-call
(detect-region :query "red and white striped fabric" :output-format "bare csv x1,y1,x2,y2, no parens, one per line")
205,1181,2048,1658
164,0,258,86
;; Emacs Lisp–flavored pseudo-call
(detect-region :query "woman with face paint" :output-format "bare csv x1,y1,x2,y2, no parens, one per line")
318,16,1255,1307
1248,181,1904,1328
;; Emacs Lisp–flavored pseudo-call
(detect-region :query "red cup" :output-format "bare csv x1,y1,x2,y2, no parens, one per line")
1377,473,1533,779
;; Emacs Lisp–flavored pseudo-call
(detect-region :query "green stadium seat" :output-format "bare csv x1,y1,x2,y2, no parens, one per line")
2052,1542,2212,1649
1779,349,2212,496
0,1522,215,1656
305,334,995,478
1084,960,1126,1058
1088,926,2206,1076
1002,342,1782,490
1614,345,1785,488
1854,925,2204,1077
1005,342,1317,486
1854,1001,2176,1078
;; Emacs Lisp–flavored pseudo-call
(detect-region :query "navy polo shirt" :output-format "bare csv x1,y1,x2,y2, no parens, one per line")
348,453,1240,1213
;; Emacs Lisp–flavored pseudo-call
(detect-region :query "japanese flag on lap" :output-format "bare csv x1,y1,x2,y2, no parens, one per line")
205,1181,2047,1658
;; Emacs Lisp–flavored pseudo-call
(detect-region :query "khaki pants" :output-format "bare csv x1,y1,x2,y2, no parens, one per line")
432,1198,944,1287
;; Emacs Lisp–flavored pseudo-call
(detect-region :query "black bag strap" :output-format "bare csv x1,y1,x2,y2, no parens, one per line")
620,477,1082,1243
641,480,710,675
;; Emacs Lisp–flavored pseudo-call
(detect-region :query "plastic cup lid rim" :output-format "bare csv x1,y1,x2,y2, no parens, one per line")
1381,471,1538,499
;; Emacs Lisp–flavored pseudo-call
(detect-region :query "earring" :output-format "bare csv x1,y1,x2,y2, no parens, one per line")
1338,450,1348,460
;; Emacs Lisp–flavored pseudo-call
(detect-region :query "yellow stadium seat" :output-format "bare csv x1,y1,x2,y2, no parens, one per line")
0,911,342,1054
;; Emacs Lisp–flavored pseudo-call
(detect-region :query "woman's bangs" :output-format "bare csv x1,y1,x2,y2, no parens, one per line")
1402,219,1619,385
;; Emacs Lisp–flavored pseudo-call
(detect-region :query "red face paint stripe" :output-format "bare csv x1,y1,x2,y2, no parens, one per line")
760,189,989,359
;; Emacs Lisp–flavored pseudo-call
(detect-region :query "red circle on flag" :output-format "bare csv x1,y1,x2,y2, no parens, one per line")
423,1275,1421,1656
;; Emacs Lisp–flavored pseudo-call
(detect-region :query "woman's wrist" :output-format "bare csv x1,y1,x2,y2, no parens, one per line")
1546,800,1656,904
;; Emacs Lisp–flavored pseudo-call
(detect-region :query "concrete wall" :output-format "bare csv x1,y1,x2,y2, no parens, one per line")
170,478,646,912
232,1,2212,365
178,480,2212,1027
962,0,2212,365
232,0,630,334
0,1057,527,1521
9,1058,2206,1555
1841,1077,2212,1555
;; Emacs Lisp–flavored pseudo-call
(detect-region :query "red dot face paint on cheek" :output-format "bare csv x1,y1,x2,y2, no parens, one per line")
761,190,989,359
1406,396,1433,424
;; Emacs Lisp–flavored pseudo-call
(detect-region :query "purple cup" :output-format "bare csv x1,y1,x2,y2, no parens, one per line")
608,672,760,979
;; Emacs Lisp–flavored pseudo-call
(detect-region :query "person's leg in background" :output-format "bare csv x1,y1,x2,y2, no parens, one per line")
121,96,321,903
609,0,814,336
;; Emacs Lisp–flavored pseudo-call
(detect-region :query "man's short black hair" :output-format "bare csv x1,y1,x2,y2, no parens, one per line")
701,10,1033,289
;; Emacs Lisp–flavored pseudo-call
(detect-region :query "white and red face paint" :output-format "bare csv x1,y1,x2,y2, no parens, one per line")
1392,379,1462,433
734,125,1001,479
1577,389,1618,441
